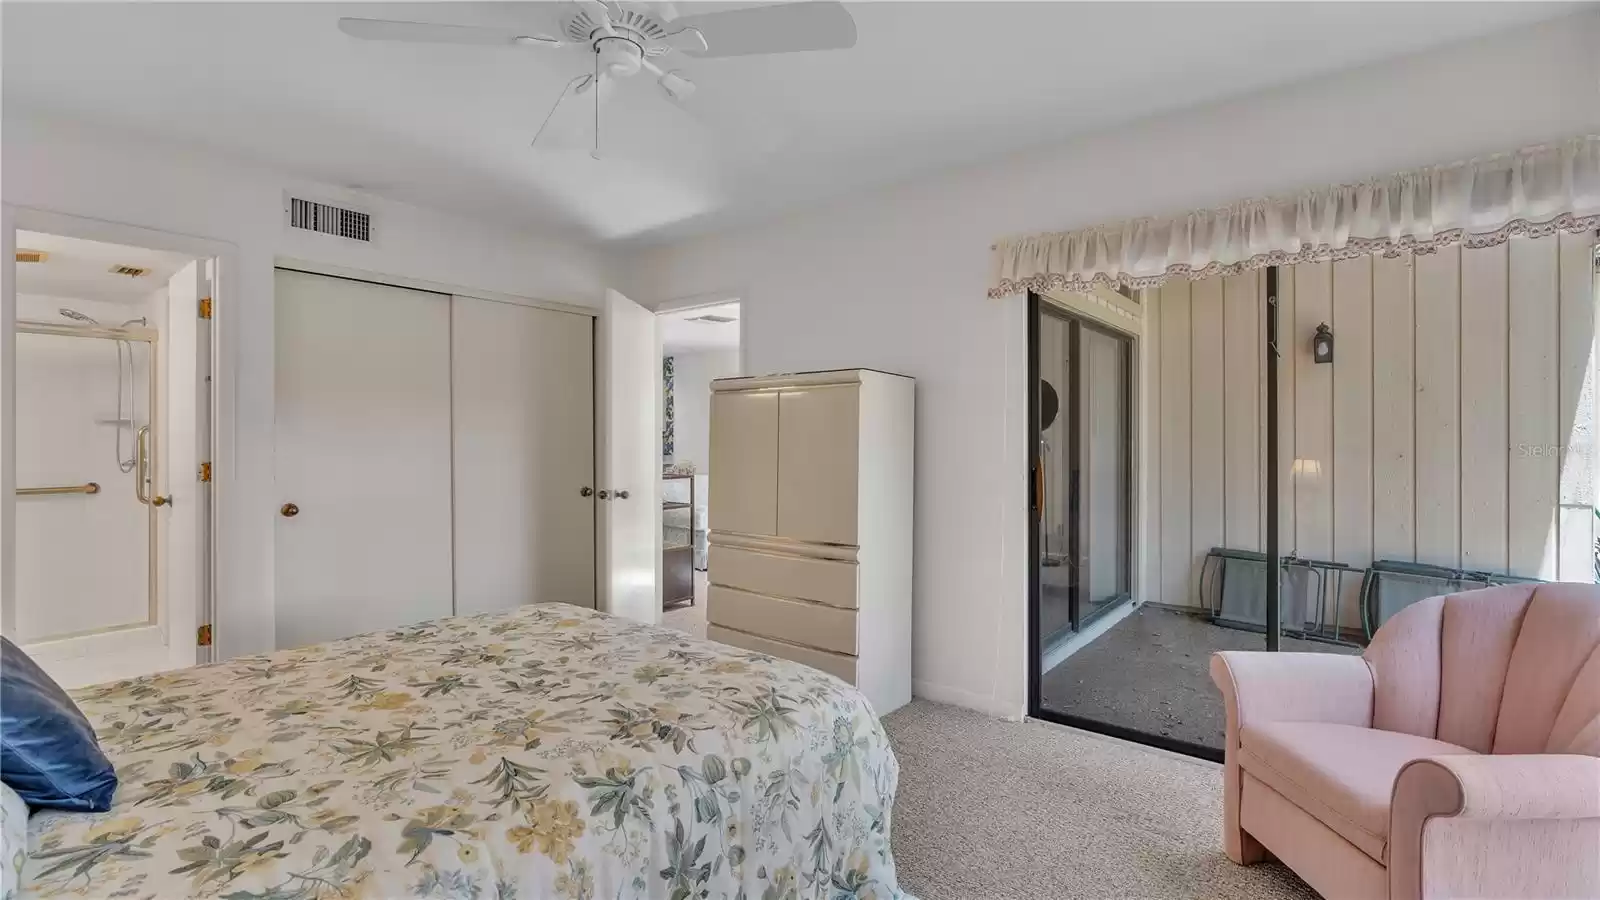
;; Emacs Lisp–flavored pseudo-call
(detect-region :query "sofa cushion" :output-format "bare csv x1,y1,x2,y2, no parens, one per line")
1239,721,1475,862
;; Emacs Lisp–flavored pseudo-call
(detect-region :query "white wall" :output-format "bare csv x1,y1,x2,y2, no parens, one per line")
619,13,1600,718
1150,235,1599,639
3,114,611,660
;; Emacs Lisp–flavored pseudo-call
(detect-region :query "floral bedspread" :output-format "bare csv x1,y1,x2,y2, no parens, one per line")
20,604,907,900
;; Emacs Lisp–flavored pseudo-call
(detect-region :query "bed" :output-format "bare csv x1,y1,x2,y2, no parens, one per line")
17,604,909,900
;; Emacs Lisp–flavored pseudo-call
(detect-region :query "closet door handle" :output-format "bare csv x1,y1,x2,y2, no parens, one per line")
614,490,630,500
597,490,610,500
580,486,594,497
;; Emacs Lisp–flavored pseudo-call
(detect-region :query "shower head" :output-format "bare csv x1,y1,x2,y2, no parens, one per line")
58,308,99,324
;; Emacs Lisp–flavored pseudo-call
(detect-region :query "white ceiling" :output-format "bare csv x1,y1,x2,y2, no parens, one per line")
662,301,741,354
2,2,1584,245
16,231,195,306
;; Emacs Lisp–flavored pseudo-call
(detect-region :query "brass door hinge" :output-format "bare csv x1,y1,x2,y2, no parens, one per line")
197,624,213,647
199,462,212,483
198,297,213,319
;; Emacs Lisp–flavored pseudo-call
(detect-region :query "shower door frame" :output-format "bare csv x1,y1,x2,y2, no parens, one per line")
13,320,162,643
4,204,230,683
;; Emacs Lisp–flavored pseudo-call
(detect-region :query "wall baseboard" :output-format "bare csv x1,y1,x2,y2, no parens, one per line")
912,680,1025,721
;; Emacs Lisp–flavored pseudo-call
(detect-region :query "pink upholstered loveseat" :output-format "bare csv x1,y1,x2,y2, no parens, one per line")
1210,583,1600,900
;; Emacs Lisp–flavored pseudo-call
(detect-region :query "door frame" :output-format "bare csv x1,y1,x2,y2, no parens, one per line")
3,205,231,677
651,292,744,602
1027,292,1222,760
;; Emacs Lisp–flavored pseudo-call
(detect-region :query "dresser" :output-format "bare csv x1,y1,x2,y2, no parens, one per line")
706,369,914,715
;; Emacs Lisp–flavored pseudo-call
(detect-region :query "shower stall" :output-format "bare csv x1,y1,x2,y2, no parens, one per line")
13,310,164,646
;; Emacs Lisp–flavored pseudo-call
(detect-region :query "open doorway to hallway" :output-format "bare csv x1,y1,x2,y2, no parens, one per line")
657,300,741,638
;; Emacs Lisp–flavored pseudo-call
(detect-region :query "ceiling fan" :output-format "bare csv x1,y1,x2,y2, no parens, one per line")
338,1,857,158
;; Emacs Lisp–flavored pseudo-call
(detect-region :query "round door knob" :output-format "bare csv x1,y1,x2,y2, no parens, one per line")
614,490,630,500
281,503,300,517
580,486,594,497
597,490,610,500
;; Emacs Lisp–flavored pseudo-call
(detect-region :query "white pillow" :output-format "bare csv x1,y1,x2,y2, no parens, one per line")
0,782,26,900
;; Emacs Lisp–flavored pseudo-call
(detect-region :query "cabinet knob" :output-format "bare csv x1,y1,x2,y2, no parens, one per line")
597,490,610,500
281,502,300,517
615,490,630,500
579,486,594,497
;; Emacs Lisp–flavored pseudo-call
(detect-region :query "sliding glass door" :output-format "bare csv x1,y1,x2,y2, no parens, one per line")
1030,299,1134,668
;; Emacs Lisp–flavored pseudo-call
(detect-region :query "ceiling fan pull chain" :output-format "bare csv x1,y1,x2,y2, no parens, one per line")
592,47,602,160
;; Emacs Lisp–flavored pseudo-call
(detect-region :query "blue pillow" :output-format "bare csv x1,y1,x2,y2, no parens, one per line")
0,637,117,812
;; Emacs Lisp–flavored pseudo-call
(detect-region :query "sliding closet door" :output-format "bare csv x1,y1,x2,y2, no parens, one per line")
452,296,596,614
273,269,454,649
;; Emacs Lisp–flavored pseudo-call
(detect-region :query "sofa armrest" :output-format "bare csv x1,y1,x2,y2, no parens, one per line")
1390,755,1600,900
1209,651,1374,732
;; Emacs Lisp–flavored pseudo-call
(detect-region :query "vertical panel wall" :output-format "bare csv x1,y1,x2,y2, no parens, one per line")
1144,233,1598,614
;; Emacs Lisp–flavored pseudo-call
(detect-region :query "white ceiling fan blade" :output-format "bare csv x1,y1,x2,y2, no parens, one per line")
656,26,707,55
673,1,855,58
338,18,561,47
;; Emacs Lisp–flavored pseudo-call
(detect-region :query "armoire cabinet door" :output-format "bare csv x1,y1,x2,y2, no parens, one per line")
777,385,860,546
710,390,778,536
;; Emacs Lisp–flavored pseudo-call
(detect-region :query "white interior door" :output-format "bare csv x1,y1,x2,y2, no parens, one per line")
452,296,595,614
274,269,453,649
158,261,205,670
599,289,660,624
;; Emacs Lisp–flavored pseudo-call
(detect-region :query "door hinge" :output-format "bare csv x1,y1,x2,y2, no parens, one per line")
197,624,213,647
198,297,213,319
198,462,212,483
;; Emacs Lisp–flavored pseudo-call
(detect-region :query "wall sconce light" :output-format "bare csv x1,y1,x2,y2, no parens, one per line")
1312,323,1334,364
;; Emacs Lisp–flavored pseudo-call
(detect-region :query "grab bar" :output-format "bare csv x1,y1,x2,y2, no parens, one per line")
17,482,100,496
135,426,169,507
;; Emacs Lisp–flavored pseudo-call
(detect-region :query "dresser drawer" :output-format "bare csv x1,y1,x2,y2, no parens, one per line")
707,625,857,683
708,544,858,610
707,585,858,656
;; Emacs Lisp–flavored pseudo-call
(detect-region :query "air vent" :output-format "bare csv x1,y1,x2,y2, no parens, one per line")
14,249,48,263
109,264,149,277
688,314,737,324
287,197,372,242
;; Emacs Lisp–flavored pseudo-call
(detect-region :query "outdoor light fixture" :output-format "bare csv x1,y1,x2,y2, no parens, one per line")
1312,323,1334,364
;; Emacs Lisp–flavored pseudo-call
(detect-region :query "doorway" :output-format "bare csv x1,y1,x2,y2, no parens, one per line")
657,299,741,638
9,228,213,688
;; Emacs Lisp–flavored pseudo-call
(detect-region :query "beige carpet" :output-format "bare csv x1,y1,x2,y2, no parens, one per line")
881,701,1317,900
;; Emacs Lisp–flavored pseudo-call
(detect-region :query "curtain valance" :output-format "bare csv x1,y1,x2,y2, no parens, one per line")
990,136,1600,299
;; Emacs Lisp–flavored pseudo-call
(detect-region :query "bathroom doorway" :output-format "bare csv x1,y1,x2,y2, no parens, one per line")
8,228,215,687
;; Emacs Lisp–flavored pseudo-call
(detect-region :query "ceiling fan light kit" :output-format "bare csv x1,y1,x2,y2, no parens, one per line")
338,1,857,156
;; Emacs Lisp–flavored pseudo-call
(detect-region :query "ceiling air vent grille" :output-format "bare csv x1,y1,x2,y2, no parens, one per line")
288,197,372,242
688,314,737,324
109,264,150,277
